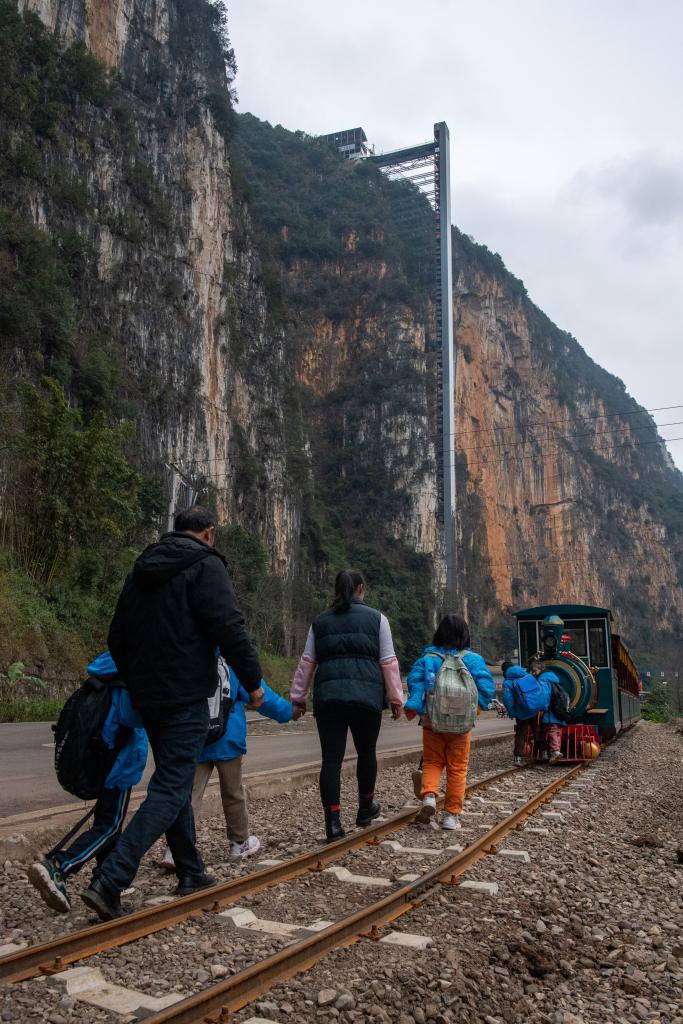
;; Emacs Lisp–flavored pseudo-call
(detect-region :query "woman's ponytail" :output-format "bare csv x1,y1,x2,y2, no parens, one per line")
331,569,363,613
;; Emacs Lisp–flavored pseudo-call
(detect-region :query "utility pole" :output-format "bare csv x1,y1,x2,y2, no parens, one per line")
164,462,196,532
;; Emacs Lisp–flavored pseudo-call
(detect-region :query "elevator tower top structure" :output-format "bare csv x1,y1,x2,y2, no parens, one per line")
328,123,456,600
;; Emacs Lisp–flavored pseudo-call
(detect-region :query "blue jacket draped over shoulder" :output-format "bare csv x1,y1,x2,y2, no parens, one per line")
200,667,292,763
405,646,495,718
501,665,565,725
502,665,540,720
538,670,566,726
87,652,148,790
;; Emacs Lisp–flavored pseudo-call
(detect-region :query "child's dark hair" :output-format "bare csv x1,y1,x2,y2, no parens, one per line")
331,570,365,614
501,660,513,675
433,614,470,650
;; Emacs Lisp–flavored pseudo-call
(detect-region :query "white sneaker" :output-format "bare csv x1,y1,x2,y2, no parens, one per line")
441,812,461,831
415,794,437,824
157,847,175,872
229,835,261,860
548,750,562,765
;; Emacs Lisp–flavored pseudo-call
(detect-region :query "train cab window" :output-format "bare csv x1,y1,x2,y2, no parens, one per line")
563,620,588,658
587,619,609,667
519,621,539,667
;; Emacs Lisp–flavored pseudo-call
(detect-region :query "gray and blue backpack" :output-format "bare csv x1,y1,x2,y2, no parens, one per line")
426,653,479,734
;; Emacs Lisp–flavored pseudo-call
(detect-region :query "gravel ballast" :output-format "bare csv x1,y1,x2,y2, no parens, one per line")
1,722,680,1024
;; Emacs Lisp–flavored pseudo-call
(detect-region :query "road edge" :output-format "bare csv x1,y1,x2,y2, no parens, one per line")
0,732,509,861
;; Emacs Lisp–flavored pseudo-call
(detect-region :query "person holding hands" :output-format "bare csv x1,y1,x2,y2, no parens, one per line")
290,570,403,842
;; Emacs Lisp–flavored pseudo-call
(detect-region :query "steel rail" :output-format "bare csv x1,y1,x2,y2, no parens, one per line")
0,768,518,985
144,763,586,1023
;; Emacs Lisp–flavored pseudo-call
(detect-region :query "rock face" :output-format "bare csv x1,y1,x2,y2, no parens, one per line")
6,0,683,663
451,233,683,655
12,0,299,576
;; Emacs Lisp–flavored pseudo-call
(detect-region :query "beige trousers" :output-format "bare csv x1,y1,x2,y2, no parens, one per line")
192,756,249,843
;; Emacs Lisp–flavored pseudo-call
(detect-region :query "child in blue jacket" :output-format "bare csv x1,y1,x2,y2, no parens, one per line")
501,661,547,765
529,658,565,764
405,615,495,830
28,652,147,913
160,661,292,865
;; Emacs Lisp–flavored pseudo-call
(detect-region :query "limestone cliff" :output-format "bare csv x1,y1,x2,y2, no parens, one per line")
9,0,299,575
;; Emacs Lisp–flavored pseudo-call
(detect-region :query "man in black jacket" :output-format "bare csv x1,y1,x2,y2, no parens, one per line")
81,506,263,921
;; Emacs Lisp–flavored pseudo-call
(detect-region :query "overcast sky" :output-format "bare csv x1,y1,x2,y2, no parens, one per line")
228,0,683,470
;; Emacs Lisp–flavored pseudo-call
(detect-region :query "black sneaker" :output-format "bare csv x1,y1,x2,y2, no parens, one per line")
175,872,217,897
80,877,125,921
28,859,70,913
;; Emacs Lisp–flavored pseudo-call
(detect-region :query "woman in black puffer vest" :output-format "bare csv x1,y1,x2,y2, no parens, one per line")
290,571,404,841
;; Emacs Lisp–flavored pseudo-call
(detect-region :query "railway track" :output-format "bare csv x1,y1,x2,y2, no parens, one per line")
144,763,585,1023
1,760,590,1023
0,766,517,986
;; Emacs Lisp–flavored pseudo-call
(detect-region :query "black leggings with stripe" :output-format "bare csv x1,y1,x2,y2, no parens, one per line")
55,787,131,877
315,702,382,808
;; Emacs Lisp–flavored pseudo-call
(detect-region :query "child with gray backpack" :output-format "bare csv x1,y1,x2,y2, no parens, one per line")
405,615,495,829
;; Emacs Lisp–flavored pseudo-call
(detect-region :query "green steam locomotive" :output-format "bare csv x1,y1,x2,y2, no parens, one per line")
514,604,641,758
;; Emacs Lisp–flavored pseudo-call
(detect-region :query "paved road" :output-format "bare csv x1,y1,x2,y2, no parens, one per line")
0,715,512,818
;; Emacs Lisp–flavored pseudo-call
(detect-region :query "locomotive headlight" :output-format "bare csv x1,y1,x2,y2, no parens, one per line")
542,632,557,653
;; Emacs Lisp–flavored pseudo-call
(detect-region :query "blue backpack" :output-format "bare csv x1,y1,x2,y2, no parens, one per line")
512,673,546,717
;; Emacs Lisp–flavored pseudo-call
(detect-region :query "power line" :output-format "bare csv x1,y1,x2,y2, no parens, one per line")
449,419,683,455
443,405,683,442
436,434,683,470
195,371,683,443
192,392,682,466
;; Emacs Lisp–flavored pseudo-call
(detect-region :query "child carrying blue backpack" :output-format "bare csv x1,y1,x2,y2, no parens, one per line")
502,658,565,764
28,652,147,912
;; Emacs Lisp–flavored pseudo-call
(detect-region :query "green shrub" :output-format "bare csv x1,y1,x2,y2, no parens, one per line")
0,698,65,722
641,683,673,723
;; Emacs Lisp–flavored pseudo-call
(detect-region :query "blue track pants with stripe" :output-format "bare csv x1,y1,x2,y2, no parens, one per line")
55,788,131,877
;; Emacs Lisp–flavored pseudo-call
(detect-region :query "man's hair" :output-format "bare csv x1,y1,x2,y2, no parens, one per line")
174,505,215,534
501,660,513,675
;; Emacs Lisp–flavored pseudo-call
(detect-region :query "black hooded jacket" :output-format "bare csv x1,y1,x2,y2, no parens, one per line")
108,532,262,711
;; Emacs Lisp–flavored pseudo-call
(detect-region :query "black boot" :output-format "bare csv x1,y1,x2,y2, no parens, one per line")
324,808,346,843
175,871,217,896
356,797,381,828
80,877,125,921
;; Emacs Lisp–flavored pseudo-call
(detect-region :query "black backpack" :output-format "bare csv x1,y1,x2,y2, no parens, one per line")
549,681,572,722
53,676,122,800
205,657,234,746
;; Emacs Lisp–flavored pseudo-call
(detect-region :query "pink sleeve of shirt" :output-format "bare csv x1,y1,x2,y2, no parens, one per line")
291,656,316,704
381,657,404,706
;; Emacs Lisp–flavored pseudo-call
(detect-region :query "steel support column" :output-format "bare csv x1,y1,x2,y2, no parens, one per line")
368,123,456,602
434,121,456,601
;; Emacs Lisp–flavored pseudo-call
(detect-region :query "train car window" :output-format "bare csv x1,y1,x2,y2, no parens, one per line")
587,619,609,667
563,620,588,657
519,621,539,667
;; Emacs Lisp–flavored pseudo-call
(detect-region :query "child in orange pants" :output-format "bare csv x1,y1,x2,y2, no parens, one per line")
421,728,471,821
405,615,495,830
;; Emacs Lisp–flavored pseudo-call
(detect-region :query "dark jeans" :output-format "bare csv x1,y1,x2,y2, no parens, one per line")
55,787,131,877
96,699,209,895
514,716,545,757
315,702,382,808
